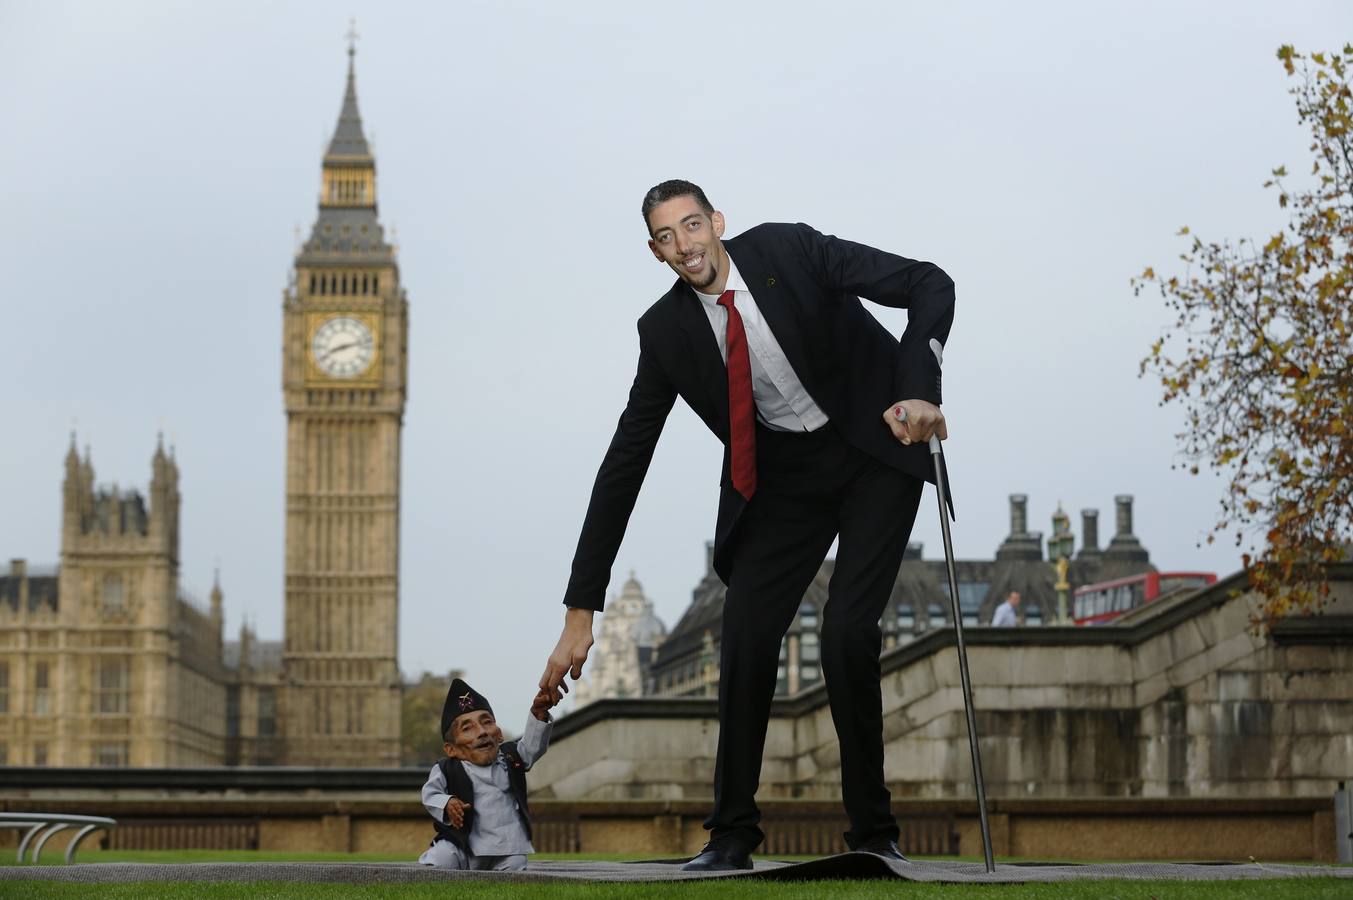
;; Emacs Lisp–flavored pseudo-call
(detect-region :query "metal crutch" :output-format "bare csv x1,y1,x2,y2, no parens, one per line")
897,338,995,872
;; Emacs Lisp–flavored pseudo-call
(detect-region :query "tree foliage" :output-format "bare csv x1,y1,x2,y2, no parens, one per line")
401,670,462,767
1134,45,1353,628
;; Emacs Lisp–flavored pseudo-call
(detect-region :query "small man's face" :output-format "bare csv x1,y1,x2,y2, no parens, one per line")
647,195,727,292
444,710,503,766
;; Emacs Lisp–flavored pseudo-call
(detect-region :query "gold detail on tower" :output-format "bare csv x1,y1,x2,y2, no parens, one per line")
320,167,376,207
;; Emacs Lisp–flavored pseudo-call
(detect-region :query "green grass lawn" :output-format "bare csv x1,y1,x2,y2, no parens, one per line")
4,879,1353,900
1,850,1348,899
3,850,680,866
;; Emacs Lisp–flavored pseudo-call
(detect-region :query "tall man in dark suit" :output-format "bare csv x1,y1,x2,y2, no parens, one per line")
539,180,953,871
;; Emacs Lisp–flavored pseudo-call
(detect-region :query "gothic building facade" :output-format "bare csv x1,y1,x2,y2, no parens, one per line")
0,438,228,767
0,45,407,768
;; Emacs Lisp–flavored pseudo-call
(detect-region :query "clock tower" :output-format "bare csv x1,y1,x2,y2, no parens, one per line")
281,41,407,766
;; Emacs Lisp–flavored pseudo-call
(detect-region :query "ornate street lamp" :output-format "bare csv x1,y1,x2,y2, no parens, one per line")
1047,503,1075,624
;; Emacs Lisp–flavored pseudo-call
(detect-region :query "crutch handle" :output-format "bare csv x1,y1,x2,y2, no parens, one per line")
928,339,945,457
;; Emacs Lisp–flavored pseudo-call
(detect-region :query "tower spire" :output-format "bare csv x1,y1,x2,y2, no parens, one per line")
299,31,391,263
327,20,371,161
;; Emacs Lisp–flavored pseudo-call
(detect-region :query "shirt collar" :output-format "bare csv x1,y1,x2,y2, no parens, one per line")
462,749,508,772
694,250,747,308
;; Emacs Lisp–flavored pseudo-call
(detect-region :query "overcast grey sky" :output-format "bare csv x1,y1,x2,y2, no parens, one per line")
2,1,1347,718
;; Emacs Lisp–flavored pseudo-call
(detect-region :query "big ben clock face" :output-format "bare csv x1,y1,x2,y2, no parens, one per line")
312,316,375,378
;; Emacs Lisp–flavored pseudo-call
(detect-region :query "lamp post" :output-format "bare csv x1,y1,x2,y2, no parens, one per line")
1047,503,1075,624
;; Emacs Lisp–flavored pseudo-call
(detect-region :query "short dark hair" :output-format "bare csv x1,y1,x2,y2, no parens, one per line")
641,179,714,231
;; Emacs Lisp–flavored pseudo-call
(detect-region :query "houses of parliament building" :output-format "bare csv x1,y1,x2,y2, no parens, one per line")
0,46,408,768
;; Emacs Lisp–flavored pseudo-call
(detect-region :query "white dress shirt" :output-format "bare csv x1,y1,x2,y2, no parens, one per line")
694,257,829,432
421,714,552,857
992,602,1018,627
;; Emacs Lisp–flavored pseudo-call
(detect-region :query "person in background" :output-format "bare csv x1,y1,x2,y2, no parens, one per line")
991,590,1021,627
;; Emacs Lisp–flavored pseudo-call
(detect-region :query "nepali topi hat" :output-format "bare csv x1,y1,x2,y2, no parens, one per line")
441,677,494,738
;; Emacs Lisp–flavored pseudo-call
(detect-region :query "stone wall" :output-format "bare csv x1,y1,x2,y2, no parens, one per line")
0,792,1337,862
530,566,1353,803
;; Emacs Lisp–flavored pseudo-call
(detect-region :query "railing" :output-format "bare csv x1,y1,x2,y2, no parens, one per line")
530,808,957,857
107,818,258,852
1,812,117,864
761,812,957,856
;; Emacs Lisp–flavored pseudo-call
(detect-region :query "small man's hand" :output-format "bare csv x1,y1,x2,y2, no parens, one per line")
539,607,595,704
883,400,947,447
530,688,556,722
444,796,471,829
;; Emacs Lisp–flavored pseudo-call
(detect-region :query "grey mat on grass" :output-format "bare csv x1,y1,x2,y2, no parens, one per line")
2,855,1351,883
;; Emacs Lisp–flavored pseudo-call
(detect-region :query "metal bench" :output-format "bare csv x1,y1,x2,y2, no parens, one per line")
0,812,118,864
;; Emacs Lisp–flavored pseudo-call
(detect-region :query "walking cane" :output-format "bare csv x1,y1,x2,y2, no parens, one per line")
897,338,995,872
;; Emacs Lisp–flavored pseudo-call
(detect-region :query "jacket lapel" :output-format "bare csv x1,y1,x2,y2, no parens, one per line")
724,237,816,398
674,280,729,430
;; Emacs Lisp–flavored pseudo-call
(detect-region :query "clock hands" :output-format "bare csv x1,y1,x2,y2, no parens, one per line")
320,338,370,362
313,318,374,376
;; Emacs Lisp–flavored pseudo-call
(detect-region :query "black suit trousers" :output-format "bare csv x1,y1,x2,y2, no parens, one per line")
708,423,923,850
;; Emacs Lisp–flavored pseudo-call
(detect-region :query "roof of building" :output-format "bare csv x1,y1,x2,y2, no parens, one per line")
223,639,283,673
610,573,668,646
326,49,371,159
296,48,394,267
0,574,59,613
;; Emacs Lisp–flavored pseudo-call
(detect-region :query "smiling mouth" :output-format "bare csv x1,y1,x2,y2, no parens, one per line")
681,253,705,271
473,739,498,751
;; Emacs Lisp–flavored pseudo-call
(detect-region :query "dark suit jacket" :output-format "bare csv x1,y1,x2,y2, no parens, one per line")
562,222,955,612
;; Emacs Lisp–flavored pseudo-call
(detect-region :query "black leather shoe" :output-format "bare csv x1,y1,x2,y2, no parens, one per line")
680,842,754,872
856,838,909,862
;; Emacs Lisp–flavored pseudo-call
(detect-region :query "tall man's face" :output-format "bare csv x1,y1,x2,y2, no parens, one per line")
647,195,729,293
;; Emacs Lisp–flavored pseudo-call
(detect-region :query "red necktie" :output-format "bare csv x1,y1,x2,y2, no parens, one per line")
718,290,757,500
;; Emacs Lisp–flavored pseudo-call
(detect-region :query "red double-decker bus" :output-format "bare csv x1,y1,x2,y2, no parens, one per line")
1072,571,1217,626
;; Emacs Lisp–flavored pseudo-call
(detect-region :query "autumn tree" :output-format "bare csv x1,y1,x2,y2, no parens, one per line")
400,669,464,766
1135,45,1352,628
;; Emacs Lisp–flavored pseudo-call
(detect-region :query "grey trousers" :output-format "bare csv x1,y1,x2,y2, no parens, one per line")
418,839,527,871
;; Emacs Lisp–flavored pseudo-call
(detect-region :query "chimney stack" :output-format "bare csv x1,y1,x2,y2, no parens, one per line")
1079,509,1100,558
996,494,1043,561
1010,494,1028,536
1103,494,1150,565
1115,495,1134,537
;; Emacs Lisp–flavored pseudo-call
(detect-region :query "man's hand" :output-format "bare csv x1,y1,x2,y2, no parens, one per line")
883,400,947,447
444,796,471,829
530,688,556,722
539,607,595,703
